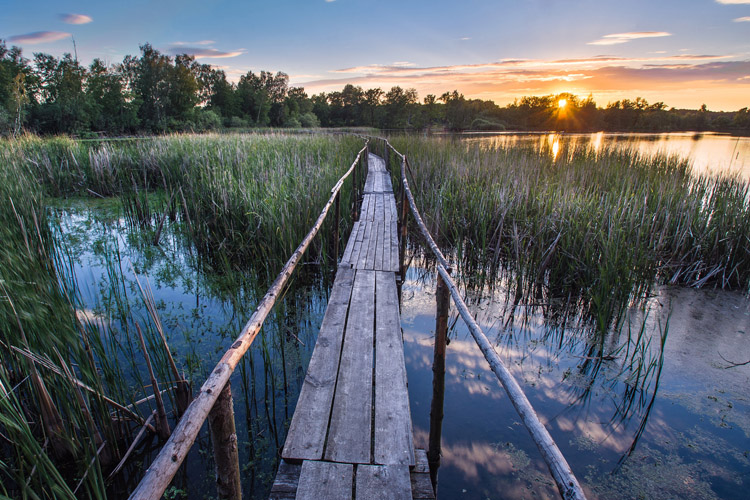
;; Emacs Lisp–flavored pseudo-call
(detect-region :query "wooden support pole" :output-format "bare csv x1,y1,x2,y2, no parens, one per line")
208,381,242,500
399,160,408,279
428,273,450,494
333,192,340,263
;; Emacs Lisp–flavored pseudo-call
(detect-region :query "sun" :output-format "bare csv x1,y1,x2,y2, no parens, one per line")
558,98,567,109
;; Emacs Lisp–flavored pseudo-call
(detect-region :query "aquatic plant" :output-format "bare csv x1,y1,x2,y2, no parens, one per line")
390,135,750,329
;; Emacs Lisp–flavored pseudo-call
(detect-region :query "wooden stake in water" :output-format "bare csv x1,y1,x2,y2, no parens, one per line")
208,381,242,500
428,273,450,492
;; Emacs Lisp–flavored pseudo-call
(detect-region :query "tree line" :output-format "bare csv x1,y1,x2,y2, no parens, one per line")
1,40,748,136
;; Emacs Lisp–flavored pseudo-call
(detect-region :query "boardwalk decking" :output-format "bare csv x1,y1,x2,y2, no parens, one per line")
270,154,434,500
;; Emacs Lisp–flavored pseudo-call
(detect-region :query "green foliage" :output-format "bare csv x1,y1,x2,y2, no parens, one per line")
394,136,750,329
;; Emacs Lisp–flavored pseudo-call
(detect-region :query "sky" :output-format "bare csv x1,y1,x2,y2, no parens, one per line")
2,0,750,111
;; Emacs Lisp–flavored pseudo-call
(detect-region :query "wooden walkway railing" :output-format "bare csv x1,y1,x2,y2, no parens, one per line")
128,141,370,500
126,134,586,500
375,137,587,500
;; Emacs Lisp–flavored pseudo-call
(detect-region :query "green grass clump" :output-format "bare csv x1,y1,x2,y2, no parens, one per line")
391,136,750,328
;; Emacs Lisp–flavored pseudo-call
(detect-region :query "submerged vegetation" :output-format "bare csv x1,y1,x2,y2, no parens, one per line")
0,132,362,498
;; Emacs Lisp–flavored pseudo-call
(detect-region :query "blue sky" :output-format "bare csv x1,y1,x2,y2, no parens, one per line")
3,0,750,110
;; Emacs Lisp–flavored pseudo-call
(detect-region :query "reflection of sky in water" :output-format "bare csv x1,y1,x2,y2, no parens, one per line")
52,202,330,499
400,260,750,499
464,132,750,179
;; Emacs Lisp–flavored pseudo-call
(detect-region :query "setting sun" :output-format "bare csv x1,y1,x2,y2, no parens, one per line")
558,98,567,109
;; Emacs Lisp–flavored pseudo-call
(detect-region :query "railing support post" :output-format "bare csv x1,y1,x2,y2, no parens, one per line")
428,273,450,493
208,381,242,500
333,192,340,263
399,160,408,278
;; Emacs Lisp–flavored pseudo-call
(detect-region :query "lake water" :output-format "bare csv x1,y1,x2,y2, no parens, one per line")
52,132,750,499
462,132,750,179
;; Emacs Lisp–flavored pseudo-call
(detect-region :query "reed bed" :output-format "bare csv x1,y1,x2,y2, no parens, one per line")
0,132,363,498
390,136,750,328
2,133,362,265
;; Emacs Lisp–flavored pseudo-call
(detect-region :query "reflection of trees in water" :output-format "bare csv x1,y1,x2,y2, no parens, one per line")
60,205,333,499
410,245,669,467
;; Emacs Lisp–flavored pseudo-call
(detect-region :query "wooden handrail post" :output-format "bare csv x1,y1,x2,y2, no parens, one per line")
399,158,408,279
428,273,450,494
208,381,242,500
333,192,340,263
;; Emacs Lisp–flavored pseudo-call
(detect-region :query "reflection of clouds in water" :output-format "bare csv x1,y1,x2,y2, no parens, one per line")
401,264,750,498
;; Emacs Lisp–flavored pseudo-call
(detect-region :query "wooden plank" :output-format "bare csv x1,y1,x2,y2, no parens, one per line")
410,472,435,500
390,220,399,273
410,451,434,499
269,460,301,499
374,271,415,466
341,221,359,265
413,449,429,473
356,464,411,500
357,219,374,270
296,460,353,500
350,211,368,267
325,270,375,464
365,219,378,270
375,221,385,271
282,267,356,461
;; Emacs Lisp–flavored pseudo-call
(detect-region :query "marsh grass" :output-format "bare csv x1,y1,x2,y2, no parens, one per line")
391,135,750,329
0,132,363,497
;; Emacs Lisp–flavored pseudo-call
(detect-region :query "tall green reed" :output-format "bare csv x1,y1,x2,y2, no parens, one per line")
391,135,750,330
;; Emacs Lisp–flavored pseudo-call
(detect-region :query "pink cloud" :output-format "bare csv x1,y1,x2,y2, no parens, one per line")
9,31,70,44
59,13,93,24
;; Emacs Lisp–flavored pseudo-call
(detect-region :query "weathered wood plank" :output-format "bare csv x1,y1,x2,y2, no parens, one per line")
296,461,353,500
410,450,435,499
341,221,359,265
375,221,385,271
356,464,411,500
365,217,378,269
390,220,399,273
374,271,415,466
325,270,375,464
282,267,356,461
357,219,374,270
269,460,301,499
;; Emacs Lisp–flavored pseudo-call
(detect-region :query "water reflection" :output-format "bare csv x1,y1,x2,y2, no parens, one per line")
402,252,750,499
52,200,331,499
463,132,750,178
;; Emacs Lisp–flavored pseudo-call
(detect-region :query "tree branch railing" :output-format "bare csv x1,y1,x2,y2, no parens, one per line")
128,140,369,500
374,136,587,500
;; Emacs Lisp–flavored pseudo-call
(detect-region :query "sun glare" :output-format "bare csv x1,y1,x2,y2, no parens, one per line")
558,98,567,109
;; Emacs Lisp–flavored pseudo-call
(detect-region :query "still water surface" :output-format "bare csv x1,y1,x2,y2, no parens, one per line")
463,131,750,179
54,133,750,498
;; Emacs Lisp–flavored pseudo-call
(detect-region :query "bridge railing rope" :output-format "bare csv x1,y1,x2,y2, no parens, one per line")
375,136,587,500
128,140,370,500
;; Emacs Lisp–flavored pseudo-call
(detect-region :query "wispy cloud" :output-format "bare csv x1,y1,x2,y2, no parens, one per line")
59,13,92,24
716,0,750,4
328,54,729,77
168,47,245,58
734,16,750,22
588,31,671,46
9,31,70,44
171,40,216,46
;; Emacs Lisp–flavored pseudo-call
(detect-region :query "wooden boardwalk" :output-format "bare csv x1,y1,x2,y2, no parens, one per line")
270,154,434,500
